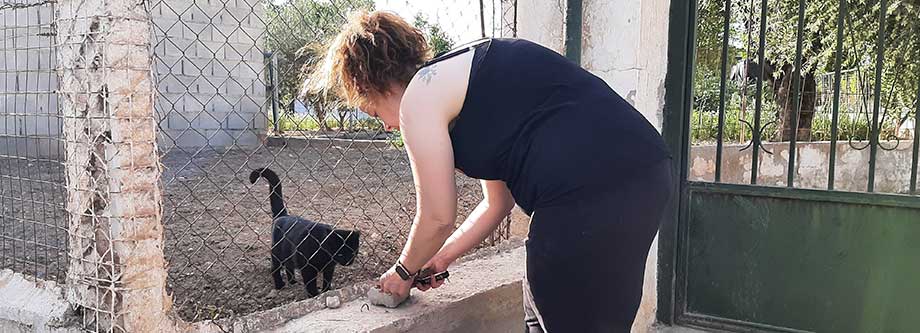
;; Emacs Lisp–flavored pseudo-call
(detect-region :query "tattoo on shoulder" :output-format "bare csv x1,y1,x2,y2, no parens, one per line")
417,64,438,85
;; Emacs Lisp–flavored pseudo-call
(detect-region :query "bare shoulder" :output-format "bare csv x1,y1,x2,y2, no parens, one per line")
400,51,475,121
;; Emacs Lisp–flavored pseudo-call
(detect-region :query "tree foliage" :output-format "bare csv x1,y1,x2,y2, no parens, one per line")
264,0,374,105
263,1,457,132
414,13,455,55
694,0,919,140
763,0,919,112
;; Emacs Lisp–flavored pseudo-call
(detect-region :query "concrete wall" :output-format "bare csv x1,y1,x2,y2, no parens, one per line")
515,0,566,53
689,142,917,193
0,270,78,333
515,1,672,331
151,0,268,150
583,1,671,331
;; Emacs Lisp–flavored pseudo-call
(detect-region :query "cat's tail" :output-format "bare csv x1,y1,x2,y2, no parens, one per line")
249,168,288,218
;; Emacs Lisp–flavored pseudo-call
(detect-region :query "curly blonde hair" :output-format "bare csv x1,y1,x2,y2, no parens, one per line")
306,10,432,107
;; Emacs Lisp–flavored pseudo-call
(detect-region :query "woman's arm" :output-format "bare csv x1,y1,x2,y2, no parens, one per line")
392,53,474,275
377,51,473,297
396,113,459,274
433,180,515,265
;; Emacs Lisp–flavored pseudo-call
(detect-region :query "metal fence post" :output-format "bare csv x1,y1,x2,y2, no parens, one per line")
265,51,281,134
564,0,583,65
56,0,173,330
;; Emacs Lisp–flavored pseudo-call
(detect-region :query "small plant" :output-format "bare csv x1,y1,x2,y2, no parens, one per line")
271,113,385,133
388,130,405,149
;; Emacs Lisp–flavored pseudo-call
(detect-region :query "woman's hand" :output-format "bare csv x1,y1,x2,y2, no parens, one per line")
377,266,414,299
415,255,452,291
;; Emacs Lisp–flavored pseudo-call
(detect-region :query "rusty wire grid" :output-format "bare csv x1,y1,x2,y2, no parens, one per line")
0,0,68,283
149,0,518,321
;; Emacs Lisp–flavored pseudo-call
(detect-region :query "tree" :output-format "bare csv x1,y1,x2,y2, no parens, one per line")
414,13,455,55
263,0,374,132
264,3,458,133
695,0,919,141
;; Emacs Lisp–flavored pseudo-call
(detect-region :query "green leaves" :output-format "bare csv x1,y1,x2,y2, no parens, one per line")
414,13,455,55
264,0,374,105
693,0,918,140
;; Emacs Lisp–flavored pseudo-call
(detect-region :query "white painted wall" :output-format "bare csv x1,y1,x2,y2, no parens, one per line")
515,1,671,331
514,0,566,53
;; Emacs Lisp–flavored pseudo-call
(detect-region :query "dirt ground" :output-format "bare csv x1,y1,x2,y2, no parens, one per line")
0,137,523,322
159,139,514,321
0,156,68,283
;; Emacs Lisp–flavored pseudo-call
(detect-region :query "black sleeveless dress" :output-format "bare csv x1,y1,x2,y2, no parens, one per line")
422,38,673,332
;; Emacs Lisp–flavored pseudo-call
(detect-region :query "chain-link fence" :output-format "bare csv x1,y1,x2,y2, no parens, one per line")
150,0,518,321
0,0,67,283
0,0,519,326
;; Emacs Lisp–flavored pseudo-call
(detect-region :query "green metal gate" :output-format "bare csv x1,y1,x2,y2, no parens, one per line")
659,0,920,332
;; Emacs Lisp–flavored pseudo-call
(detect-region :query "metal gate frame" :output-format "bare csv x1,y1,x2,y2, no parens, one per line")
658,0,920,332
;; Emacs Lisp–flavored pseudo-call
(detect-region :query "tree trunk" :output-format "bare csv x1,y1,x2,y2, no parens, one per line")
774,63,817,141
311,97,329,132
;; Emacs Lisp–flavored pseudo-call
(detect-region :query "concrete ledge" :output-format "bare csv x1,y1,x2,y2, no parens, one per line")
272,246,525,333
182,241,525,333
0,270,78,333
187,238,662,333
184,245,525,332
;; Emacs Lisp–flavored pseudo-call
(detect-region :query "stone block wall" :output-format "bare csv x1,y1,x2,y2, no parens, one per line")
0,3,61,159
0,0,269,157
151,0,268,150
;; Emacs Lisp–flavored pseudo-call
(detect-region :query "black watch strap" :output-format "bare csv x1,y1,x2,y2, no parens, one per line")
394,261,416,281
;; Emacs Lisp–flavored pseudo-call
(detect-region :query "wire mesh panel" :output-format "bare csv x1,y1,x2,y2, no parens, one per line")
0,0,67,283
150,0,517,321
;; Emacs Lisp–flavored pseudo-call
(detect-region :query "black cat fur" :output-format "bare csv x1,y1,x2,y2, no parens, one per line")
249,168,360,297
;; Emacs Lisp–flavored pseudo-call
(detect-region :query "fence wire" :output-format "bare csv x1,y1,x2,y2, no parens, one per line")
150,0,517,321
0,0,67,283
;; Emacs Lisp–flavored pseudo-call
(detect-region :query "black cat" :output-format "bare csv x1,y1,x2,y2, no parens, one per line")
249,168,360,297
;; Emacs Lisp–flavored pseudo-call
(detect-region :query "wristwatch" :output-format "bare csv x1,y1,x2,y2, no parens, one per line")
394,261,417,281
